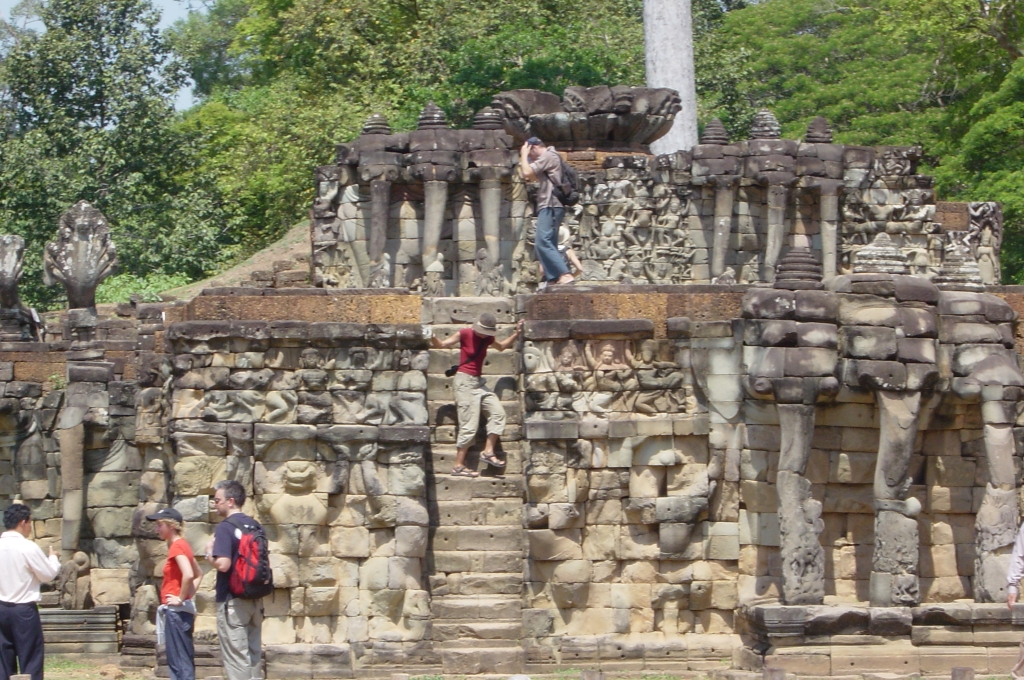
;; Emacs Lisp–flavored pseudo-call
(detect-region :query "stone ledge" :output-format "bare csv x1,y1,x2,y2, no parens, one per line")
187,292,422,323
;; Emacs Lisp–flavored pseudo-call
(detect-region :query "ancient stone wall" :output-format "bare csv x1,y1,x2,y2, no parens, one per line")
3,93,1024,678
313,94,1003,297
0,285,1023,675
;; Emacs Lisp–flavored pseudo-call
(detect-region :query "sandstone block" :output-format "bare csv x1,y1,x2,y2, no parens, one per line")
741,480,778,512
582,525,618,560
525,529,582,560
84,472,140,507
91,568,131,604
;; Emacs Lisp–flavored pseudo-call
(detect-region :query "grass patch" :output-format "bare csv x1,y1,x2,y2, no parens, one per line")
44,657,96,672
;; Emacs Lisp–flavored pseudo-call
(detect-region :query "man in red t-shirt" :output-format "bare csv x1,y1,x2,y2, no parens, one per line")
431,313,523,477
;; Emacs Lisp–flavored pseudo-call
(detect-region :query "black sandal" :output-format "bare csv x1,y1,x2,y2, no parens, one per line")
451,466,479,477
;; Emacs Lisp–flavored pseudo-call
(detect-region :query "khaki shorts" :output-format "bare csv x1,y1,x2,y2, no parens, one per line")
453,371,506,449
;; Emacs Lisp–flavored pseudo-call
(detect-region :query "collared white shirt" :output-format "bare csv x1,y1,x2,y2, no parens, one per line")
1008,521,1024,596
0,531,60,603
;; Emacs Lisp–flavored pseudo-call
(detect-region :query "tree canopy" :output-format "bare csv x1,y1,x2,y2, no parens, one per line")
4,0,1024,307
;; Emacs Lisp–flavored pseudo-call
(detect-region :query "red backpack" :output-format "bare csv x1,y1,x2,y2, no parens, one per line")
226,515,274,599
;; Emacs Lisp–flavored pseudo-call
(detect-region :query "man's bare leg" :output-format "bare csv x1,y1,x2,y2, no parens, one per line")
566,248,584,276
480,433,507,468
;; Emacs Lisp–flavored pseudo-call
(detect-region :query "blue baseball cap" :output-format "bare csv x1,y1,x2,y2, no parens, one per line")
526,137,543,145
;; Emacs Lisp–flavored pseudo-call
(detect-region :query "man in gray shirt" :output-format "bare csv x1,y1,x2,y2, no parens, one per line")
519,137,575,287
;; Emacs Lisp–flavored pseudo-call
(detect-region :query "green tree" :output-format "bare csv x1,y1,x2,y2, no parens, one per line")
169,0,656,256
0,0,232,308
701,0,952,147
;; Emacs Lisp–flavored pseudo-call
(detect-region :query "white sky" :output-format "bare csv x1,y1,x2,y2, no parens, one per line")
0,0,200,109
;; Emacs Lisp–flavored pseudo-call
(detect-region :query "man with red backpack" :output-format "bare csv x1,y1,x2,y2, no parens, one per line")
520,137,577,289
206,480,272,680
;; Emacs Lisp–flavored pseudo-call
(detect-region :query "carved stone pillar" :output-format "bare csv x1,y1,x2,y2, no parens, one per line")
710,175,738,278
870,389,922,607
422,180,449,269
57,415,86,560
368,179,391,265
814,180,844,279
764,183,790,283
776,403,826,604
479,179,502,267
969,356,1024,601
745,248,834,604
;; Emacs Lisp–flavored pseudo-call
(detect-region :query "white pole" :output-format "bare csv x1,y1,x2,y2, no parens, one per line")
644,0,699,154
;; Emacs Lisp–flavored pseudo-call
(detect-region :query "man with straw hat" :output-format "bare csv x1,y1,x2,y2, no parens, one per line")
431,313,523,477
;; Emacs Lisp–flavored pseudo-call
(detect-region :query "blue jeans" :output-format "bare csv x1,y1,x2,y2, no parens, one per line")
164,608,195,680
535,207,568,282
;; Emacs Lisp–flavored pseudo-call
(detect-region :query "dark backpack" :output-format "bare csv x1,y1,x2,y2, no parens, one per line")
551,159,580,207
226,515,274,599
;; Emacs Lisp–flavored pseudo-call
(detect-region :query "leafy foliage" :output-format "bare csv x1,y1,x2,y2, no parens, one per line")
0,0,233,308
7,0,1024,297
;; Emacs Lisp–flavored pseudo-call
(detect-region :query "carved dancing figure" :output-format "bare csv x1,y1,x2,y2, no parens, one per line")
423,254,446,297
367,253,392,288
629,339,686,414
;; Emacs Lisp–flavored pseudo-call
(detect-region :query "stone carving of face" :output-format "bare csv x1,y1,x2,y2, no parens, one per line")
640,339,657,363
522,344,543,372
300,348,323,369
599,343,616,366
410,351,429,371
283,461,317,495
559,344,578,367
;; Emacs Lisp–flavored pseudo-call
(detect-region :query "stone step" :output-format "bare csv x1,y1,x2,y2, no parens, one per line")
428,472,525,501
433,498,522,526
431,594,522,620
440,572,524,596
432,620,523,641
441,646,525,675
431,524,524,553
430,445,524,475
436,637,524,649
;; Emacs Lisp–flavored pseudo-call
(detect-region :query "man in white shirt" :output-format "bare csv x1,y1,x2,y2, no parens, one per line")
1007,519,1024,678
0,503,60,680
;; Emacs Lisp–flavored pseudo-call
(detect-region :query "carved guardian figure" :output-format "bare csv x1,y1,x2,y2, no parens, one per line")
0,234,25,310
44,201,118,308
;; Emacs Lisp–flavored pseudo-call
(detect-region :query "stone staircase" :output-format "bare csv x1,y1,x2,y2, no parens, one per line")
428,445,526,674
39,605,120,654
